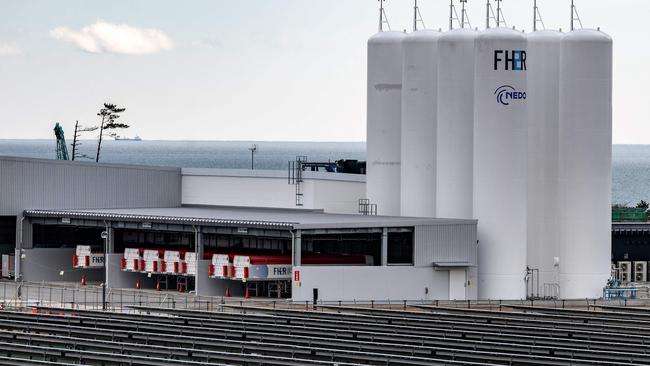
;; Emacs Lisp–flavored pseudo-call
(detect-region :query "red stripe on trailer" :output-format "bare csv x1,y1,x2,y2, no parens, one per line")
133,259,139,271
121,258,126,270
230,266,236,278
173,262,179,273
208,264,214,277
72,255,78,267
140,259,145,272
84,256,90,267
222,265,228,277
161,261,166,273
243,266,249,279
181,262,187,274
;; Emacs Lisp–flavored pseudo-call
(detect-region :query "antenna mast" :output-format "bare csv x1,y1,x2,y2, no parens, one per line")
460,0,471,29
413,0,426,31
570,0,583,31
533,0,545,31
450,0,470,30
379,0,391,32
486,0,507,28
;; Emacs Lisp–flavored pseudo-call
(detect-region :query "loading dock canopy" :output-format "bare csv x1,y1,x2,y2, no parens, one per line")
24,205,476,231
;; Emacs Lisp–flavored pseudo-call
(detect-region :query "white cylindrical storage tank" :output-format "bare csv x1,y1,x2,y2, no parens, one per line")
367,31,405,216
526,30,563,294
436,28,477,220
400,30,440,217
474,28,528,300
558,29,612,299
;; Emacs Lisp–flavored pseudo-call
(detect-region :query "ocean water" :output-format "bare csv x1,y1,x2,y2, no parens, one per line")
0,140,645,205
0,139,365,171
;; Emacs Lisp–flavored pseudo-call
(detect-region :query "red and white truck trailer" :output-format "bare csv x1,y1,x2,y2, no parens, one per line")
121,248,141,272
73,245,104,269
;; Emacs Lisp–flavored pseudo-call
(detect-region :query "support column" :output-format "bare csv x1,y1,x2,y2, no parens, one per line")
195,226,204,260
106,227,115,254
381,227,388,266
294,230,302,267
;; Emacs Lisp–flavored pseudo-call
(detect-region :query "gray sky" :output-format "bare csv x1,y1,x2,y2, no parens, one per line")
0,0,648,142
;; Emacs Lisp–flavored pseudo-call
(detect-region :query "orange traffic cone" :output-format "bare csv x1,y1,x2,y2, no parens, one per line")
225,287,231,298
136,280,141,290
81,274,86,287
156,279,161,291
245,286,250,301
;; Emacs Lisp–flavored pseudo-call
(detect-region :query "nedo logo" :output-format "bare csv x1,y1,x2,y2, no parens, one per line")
494,50,527,71
494,85,526,106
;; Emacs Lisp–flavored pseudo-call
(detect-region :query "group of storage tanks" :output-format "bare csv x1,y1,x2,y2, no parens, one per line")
366,21,612,300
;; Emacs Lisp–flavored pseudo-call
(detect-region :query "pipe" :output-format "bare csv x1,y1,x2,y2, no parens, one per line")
16,216,25,282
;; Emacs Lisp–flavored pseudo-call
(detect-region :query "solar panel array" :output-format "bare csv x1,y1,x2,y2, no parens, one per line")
0,303,648,365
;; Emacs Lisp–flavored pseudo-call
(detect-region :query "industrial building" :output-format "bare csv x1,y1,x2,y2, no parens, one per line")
0,155,477,302
366,1,612,299
0,1,615,302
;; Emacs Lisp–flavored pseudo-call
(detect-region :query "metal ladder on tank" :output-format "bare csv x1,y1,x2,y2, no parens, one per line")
288,156,307,206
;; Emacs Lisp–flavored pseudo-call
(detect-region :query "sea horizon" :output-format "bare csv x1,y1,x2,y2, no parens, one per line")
1,139,648,206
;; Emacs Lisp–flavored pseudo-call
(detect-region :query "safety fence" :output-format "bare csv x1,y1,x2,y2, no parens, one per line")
2,280,650,312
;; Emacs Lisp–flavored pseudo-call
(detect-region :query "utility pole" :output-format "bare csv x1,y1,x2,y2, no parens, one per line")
248,144,257,170
101,230,108,311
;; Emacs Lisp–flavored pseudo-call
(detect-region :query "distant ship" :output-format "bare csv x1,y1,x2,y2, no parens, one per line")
114,135,142,141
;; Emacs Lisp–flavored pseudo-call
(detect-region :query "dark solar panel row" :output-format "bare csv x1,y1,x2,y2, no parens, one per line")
0,304,647,365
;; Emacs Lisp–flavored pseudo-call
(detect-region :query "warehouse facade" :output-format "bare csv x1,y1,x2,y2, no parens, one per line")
1,156,477,301
22,206,477,301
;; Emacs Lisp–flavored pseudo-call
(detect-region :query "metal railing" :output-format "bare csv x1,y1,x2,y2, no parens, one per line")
3,280,650,313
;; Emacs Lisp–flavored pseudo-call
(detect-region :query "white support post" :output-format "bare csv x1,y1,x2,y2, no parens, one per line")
294,230,302,267
381,228,388,266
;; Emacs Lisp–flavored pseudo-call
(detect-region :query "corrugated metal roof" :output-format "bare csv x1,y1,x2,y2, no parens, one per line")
24,205,476,230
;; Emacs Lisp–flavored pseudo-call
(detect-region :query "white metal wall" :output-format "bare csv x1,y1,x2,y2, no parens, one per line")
414,223,477,267
558,30,612,299
181,169,365,214
473,28,528,300
527,30,563,289
0,157,181,216
400,30,440,217
366,31,405,216
436,28,477,220
291,265,449,302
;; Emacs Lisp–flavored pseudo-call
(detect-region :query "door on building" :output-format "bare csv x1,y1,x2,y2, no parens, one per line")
449,268,467,301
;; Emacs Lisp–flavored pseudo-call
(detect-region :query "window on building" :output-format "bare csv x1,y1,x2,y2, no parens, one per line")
0,216,16,254
114,229,194,253
32,224,103,249
387,231,414,265
301,233,382,265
